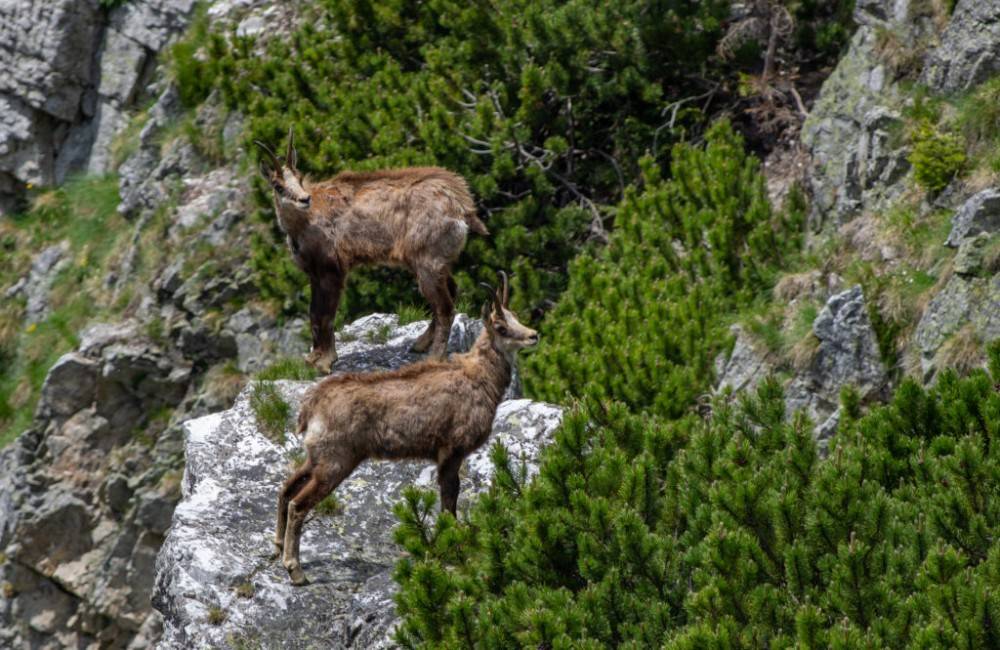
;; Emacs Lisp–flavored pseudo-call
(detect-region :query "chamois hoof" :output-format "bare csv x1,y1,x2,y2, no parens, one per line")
270,543,283,561
287,567,310,586
304,349,336,374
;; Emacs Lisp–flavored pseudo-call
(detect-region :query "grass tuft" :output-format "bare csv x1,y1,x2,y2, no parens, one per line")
249,382,291,444
255,357,318,381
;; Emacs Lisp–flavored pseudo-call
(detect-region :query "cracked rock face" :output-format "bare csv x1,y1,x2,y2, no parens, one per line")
0,0,197,211
153,383,562,648
914,273,1000,379
800,1,930,229
0,320,194,650
785,286,888,449
945,188,1000,247
922,0,1000,93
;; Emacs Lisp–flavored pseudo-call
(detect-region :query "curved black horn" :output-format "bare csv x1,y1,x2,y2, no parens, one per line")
479,281,503,313
286,127,296,168
253,140,281,170
498,270,509,306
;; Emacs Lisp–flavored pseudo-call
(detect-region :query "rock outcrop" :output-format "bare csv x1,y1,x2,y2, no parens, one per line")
922,0,1000,93
800,1,934,228
153,346,560,648
0,0,199,212
785,286,888,448
0,321,194,649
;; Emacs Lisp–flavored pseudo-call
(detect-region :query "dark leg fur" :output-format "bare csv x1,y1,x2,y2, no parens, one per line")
438,453,464,516
306,273,344,372
274,462,312,557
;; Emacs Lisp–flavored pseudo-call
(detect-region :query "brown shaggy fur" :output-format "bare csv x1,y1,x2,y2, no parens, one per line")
257,133,488,372
273,275,537,586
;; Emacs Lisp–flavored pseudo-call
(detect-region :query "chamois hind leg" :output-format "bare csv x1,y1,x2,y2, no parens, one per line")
416,268,454,360
437,451,464,517
273,461,313,558
283,460,355,586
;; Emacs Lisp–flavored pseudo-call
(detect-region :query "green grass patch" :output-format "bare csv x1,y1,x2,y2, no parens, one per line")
0,175,130,446
255,357,318,381
314,494,341,517
249,382,291,444
396,304,429,326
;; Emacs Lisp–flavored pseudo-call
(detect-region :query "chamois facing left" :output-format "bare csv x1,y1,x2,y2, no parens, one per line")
274,272,537,586
256,130,488,372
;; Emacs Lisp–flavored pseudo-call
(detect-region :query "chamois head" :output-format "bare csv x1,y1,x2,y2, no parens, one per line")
255,128,311,210
480,271,538,355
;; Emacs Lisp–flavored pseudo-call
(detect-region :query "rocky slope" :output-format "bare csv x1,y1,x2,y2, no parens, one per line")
1,0,1000,647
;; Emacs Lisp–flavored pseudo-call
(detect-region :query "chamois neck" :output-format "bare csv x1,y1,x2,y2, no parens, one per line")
470,330,513,404
275,201,310,238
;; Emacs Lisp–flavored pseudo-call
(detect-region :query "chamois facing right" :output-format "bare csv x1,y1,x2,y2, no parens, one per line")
274,272,538,586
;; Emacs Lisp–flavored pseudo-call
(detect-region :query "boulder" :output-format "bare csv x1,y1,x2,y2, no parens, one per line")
153,384,562,648
944,188,1000,247
714,325,774,394
914,272,1000,379
922,0,1000,93
785,286,888,448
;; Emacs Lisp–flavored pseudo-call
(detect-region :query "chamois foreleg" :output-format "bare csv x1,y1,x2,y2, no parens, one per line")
305,272,344,373
283,459,356,586
414,267,454,359
437,451,465,516
273,460,313,558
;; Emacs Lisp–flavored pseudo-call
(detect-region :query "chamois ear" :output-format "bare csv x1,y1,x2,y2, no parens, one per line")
286,127,297,170
480,300,495,334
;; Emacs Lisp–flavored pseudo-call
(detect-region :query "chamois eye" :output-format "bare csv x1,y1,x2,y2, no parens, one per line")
494,323,508,335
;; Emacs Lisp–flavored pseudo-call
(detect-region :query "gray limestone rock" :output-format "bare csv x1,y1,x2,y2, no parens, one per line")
785,286,888,437
0,0,199,209
4,243,71,325
944,188,1000,247
953,233,993,276
914,272,1000,379
922,0,1000,93
802,0,937,229
153,381,562,649
715,325,774,394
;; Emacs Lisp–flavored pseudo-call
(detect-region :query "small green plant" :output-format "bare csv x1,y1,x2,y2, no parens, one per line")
249,382,291,444
365,323,394,345
909,122,966,192
234,581,255,599
314,494,341,516
206,606,227,626
397,304,429,326
255,357,317,381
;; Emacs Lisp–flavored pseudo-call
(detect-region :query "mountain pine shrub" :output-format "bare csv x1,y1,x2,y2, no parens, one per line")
393,344,1000,648
523,120,804,417
909,121,966,193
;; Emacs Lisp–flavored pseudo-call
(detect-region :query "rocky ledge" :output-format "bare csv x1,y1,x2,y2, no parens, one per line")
152,319,563,649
